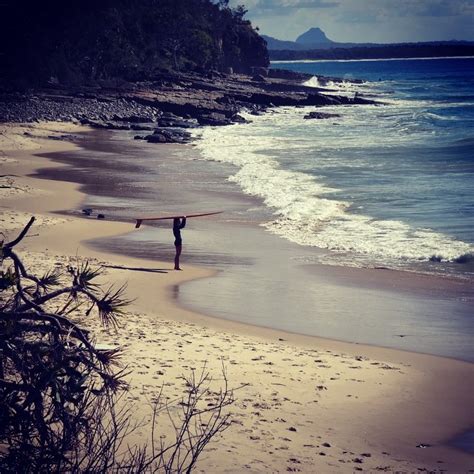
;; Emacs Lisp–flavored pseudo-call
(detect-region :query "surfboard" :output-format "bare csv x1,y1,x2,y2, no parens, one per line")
135,211,223,228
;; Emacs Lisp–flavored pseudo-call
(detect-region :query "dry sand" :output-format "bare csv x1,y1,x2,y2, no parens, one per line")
1,122,473,472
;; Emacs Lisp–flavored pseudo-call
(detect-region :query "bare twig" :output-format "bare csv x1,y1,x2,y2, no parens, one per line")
1,218,235,472
4,216,35,249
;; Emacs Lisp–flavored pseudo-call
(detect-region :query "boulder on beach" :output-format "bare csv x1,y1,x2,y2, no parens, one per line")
145,128,191,144
157,117,198,128
232,114,251,124
304,111,340,120
197,113,232,126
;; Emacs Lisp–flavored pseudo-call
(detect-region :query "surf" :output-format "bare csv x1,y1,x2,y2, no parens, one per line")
193,98,473,275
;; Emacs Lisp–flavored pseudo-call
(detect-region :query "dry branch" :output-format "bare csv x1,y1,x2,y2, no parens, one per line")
1,217,235,473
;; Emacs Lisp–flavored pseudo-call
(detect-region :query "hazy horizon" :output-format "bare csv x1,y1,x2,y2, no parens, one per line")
228,0,474,44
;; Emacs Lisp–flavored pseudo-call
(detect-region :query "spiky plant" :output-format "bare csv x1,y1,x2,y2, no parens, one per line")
0,217,129,471
0,217,235,473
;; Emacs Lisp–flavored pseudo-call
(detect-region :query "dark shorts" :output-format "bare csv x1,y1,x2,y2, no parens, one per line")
174,239,182,246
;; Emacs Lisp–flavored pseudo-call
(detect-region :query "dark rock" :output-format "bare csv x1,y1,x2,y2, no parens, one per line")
130,123,155,131
83,120,131,130
304,111,340,120
145,128,191,144
82,208,93,216
113,114,155,123
157,117,198,128
231,114,250,124
268,68,313,81
454,253,474,264
305,94,341,106
146,133,169,143
97,214,105,219
252,74,266,83
251,67,269,77
206,69,225,80
105,122,131,130
197,112,231,126
47,133,79,140
80,119,108,128
0,71,380,133
161,112,183,120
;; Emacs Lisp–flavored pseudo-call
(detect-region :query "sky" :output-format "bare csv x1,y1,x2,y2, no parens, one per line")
228,0,474,43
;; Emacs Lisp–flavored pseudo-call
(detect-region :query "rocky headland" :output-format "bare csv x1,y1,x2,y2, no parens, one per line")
0,69,377,144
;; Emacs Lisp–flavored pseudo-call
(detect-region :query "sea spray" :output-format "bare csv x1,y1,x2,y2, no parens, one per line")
193,102,473,268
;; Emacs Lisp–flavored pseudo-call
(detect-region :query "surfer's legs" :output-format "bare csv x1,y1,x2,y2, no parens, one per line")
174,244,182,270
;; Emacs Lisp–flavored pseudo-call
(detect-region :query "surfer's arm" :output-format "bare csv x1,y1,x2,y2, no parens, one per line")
180,217,186,229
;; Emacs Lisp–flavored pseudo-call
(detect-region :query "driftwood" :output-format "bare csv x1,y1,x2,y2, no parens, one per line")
101,264,168,274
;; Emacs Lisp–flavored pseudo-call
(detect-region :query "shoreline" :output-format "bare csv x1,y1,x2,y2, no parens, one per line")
39,126,473,362
1,123,473,471
271,55,474,64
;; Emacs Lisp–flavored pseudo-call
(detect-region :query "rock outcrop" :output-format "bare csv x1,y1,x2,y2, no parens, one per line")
0,71,380,144
304,111,340,120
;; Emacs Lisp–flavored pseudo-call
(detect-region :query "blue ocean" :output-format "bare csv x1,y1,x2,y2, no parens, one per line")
45,57,473,359
195,57,474,277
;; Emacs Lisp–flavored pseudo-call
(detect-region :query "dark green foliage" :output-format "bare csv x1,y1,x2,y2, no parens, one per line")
220,4,268,73
1,0,269,87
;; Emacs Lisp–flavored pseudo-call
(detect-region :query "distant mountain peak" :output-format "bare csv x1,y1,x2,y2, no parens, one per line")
296,27,333,44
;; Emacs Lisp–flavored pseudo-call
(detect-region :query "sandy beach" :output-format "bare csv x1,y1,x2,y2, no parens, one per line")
1,123,473,472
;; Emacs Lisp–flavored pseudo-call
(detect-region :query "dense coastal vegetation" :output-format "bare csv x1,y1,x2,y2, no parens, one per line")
0,4,377,141
1,0,268,87
264,27,474,60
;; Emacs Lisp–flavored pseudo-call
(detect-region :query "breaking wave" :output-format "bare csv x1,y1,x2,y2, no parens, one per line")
193,107,473,266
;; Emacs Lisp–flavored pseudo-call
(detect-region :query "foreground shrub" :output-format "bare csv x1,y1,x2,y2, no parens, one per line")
0,217,234,472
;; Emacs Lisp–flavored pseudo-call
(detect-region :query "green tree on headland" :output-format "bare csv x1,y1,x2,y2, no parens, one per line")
0,0,269,86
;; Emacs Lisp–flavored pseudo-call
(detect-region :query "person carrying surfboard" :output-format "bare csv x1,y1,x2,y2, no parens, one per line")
173,216,186,270
133,211,222,269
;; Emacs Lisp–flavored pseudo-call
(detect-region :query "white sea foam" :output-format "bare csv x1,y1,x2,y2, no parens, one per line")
303,76,356,90
193,106,474,265
303,76,362,97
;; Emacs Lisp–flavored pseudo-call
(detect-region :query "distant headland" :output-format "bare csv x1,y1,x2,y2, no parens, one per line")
262,27,474,61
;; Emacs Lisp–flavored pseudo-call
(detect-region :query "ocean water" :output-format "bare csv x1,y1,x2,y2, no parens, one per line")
194,57,474,278
36,58,474,360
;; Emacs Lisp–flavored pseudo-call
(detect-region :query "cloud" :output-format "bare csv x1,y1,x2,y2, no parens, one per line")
334,0,474,22
239,0,474,42
230,0,339,17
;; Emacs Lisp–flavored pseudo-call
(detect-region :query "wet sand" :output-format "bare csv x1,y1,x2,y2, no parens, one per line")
1,123,473,472
35,128,474,361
